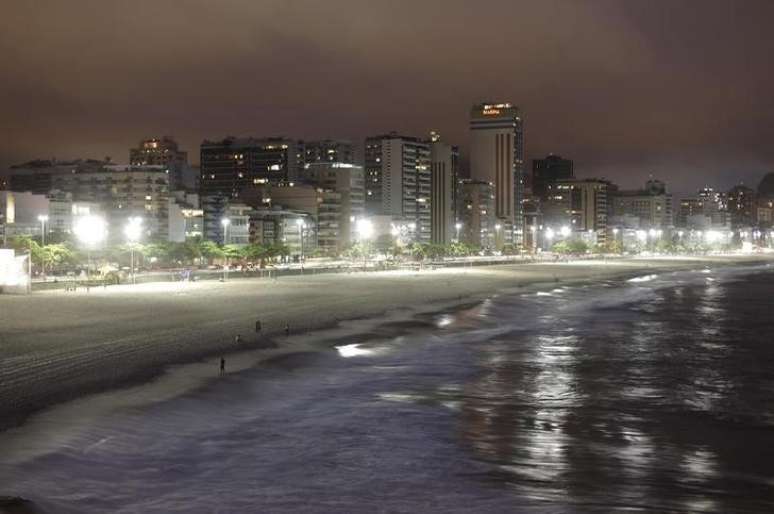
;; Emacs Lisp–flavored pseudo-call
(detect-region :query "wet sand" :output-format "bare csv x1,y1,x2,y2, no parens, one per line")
0,256,770,431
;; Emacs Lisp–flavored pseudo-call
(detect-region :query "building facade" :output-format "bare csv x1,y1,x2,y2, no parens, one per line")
609,179,673,230
8,159,108,195
200,137,302,199
303,140,355,165
304,162,365,251
543,179,609,243
469,102,525,246
726,184,756,228
48,164,170,243
129,137,191,190
532,154,574,200
364,133,431,243
430,133,456,245
677,187,728,229
456,179,496,249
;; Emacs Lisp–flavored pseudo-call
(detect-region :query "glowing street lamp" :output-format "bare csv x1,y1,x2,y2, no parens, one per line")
220,218,231,281
124,217,143,284
560,226,571,238
455,222,462,242
221,218,231,245
356,218,374,269
37,215,49,246
356,218,374,240
74,215,107,281
296,218,306,262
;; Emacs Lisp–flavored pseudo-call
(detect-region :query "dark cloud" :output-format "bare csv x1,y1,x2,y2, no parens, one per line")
1,0,773,191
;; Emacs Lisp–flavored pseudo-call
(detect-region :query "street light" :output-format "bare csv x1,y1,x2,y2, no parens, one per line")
560,226,571,238
356,218,374,269
73,215,107,282
221,218,230,281
455,222,462,242
221,218,230,245
356,218,374,240
124,217,143,284
37,215,49,246
296,218,306,262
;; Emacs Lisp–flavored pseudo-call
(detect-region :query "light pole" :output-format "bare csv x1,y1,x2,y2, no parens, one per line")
73,215,107,283
38,215,49,246
124,217,143,285
221,218,230,281
529,225,537,253
455,222,462,243
356,218,373,270
296,218,305,262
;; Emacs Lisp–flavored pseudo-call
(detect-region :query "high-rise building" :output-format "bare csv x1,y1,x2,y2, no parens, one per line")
8,159,108,195
677,187,728,229
532,154,574,200
726,184,756,227
609,178,673,230
456,179,496,249
469,102,525,246
303,140,355,165
305,162,365,251
49,164,171,242
543,179,610,243
267,184,340,255
199,137,302,198
756,173,774,227
364,133,431,243
429,132,456,245
168,192,203,243
129,137,191,190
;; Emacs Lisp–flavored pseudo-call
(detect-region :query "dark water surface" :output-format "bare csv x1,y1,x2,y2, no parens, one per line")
2,265,774,513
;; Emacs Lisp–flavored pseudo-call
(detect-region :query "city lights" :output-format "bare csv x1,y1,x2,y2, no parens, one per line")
124,217,143,243
37,214,49,245
74,215,107,247
356,218,374,240
125,217,143,284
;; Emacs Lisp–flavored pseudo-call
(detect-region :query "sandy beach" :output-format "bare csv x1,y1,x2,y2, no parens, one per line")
0,255,771,431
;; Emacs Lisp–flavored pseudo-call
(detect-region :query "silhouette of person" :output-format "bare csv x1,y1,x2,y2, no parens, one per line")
220,357,225,376
284,323,290,336
234,334,242,344
255,320,262,333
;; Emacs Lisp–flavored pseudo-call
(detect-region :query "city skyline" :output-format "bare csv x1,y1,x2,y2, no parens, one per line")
2,0,774,193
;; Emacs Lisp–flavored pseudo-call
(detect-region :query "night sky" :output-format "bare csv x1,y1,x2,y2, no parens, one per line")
2,0,773,192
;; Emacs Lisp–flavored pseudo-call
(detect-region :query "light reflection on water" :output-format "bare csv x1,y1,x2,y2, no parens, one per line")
2,267,774,513
456,268,774,512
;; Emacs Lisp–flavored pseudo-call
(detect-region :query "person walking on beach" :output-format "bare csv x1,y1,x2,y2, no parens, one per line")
284,322,290,336
234,334,242,345
255,319,262,333
219,357,226,376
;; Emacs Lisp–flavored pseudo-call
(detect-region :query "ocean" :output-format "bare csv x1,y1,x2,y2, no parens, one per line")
2,264,774,513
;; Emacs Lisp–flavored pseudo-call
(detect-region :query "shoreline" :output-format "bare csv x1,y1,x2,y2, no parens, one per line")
1,255,772,433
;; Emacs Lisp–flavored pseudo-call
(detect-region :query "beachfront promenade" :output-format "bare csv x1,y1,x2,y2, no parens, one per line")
0,256,770,430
